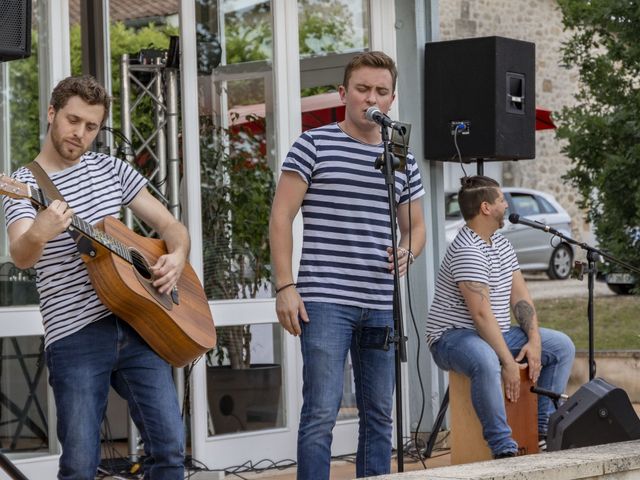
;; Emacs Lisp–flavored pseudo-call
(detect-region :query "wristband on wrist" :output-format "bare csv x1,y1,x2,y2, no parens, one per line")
275,282,296,294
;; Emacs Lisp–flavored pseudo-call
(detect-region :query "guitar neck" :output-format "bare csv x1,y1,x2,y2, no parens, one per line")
30,185,133,264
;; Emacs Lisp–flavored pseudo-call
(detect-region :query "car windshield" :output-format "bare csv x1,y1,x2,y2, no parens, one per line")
445,193,461,219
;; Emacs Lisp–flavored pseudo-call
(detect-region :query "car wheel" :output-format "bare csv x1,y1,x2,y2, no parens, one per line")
547,244,573,280
607,283,634,295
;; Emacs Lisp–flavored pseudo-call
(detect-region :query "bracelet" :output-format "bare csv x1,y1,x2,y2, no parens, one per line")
397,247,415,264
275,282,296,294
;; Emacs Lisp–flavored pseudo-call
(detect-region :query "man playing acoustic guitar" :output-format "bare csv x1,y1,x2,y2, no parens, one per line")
2,75,187,479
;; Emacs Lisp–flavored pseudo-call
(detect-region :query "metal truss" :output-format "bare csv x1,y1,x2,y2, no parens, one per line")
119,52,181,235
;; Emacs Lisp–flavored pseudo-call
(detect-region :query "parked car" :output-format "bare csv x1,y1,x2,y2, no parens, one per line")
445,187,575,280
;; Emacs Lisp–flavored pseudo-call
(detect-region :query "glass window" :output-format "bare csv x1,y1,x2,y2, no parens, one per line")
511,193,541,217
0,336,49,453
445,193,461,219
206,323,283,434
298,0,369,58
0,0,41,307
296,1,371,423
537,196,558,214
197,0,281,437
198,0,275,302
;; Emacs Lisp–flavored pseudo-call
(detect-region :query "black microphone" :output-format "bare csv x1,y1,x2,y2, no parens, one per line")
365,106,405,132
508,213,560,236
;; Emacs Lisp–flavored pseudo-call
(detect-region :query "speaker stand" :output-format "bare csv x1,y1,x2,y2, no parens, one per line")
424,387,449,458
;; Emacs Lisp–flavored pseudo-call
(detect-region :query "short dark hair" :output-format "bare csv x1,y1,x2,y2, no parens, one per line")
50,75,110,125
342,51,398,92
458,176,501,221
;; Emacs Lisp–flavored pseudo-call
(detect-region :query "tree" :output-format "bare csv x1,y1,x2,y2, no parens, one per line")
7,33,40,171
556,0,640,273
70,21,178,147
298,0,358,57
6,22,177,171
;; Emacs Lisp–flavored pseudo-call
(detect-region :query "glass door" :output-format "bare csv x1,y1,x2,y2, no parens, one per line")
187,0,392,469
193,0,295,468
296,0,371,456
0,0,67,477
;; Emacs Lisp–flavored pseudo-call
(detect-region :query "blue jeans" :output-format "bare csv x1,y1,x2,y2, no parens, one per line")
297,302,395,479
45,315,184,479
430,326,575,455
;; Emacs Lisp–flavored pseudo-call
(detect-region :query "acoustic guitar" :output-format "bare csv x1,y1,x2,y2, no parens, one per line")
0,174,216,367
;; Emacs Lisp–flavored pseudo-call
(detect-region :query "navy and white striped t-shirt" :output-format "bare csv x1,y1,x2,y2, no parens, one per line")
426,225,519,346
282,123,425,310
2,153,147,348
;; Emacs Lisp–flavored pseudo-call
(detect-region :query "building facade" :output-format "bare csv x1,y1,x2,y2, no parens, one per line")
439,0,587,242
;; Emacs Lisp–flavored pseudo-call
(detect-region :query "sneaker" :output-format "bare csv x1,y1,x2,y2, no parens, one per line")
538,437,547,452
493,451,516,459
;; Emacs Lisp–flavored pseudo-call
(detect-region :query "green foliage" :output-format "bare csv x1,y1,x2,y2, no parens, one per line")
556,0,640,272
218,0,355,102
200,115,274,369
70,21,178,138
7,32,40,169
224,4,272,64
298,0,357,57
200,115,274,302
7,22,177,170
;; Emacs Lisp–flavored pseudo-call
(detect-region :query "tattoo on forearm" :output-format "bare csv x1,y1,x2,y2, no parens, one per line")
514,300,535,332
460,281,488,303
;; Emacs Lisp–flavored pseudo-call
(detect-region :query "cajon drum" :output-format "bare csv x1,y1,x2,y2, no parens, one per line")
450,367,538,464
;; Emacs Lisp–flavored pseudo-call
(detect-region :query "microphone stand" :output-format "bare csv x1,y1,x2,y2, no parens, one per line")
376,123,408,472
529,228,640,380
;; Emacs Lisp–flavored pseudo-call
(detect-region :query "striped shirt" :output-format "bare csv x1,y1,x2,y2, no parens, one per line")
282,123,425,310
2,153,147,348
426,225,519,346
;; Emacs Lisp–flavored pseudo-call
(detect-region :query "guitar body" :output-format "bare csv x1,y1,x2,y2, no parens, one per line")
83,216,216,367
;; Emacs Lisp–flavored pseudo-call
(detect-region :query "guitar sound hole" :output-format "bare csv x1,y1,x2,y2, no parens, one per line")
130,250,152,280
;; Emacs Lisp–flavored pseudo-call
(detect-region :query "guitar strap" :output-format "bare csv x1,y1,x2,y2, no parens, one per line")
24,161,84,244
24,161,64,203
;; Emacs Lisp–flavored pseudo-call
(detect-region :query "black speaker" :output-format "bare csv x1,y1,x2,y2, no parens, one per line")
424,36,535,161
0,0,32,62
547,377,640,451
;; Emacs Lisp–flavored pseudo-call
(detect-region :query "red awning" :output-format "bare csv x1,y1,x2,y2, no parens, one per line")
535,108,555,130
229,95,556,132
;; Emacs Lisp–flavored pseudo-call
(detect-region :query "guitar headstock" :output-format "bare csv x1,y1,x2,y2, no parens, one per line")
0,173,31,201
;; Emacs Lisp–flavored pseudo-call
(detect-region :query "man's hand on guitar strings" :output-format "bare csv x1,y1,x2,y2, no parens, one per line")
150,252,186,295
33,200,74,242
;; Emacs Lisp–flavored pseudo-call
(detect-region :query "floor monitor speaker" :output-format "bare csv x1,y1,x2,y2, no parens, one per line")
424,36,535,162
547,377,640,451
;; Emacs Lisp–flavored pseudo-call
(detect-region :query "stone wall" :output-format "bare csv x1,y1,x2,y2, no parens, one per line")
438,0,589,243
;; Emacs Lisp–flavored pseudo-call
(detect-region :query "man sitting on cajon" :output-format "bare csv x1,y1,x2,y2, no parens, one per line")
426,175,575,458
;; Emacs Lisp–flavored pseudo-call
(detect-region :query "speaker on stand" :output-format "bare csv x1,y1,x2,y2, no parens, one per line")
424,36,536,175
547,377,640,451
0,0,32,63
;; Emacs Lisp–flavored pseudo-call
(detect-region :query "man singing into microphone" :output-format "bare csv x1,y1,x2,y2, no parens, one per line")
269,51,426,479
427,175,575,458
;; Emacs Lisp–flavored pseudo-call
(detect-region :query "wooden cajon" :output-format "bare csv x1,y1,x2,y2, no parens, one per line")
450,367,539,464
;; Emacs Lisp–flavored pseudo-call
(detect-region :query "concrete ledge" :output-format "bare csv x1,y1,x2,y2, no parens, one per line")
367,440,640,480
